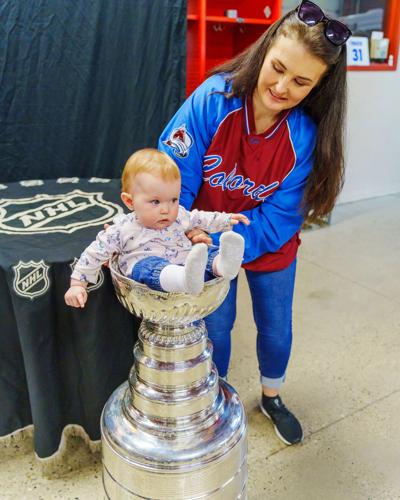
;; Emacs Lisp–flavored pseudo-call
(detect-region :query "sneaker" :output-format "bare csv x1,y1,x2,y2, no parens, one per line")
259,394,303,445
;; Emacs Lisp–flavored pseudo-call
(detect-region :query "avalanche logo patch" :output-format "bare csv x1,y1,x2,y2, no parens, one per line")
163,125,193,158
13,260,50,299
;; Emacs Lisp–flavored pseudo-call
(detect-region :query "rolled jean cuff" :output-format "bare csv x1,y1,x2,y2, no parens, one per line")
131,256,170,292
206,245,219,275
260,374,286,389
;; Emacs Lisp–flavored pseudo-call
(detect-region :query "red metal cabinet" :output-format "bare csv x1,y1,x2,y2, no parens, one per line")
187,0,282,95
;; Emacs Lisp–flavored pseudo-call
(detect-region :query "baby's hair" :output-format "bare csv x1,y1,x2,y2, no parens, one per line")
121,148,180,192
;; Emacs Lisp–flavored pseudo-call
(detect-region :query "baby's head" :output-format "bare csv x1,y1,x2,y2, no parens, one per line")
121,148,181,230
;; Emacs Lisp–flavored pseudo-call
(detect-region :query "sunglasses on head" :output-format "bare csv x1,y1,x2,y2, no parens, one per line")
296,0,352,47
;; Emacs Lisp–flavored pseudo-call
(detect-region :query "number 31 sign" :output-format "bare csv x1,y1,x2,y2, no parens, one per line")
347,36,370,66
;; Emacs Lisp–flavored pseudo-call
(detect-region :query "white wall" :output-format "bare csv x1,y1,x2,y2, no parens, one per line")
340,55,400,203
281,0,399,203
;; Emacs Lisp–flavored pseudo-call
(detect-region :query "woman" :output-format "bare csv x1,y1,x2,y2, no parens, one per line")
158,0,351,445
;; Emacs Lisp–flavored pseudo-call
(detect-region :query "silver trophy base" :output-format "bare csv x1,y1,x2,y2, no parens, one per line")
103,261,248,499
101,380,247,499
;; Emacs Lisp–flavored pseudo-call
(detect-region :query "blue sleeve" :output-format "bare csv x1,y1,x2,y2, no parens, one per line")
158,74,241,210
230,111,317,264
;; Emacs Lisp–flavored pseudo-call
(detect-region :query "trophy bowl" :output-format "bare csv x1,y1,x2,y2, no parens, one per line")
108,255,230,324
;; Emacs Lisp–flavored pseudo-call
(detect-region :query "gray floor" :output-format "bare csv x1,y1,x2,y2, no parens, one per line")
1,193,399,500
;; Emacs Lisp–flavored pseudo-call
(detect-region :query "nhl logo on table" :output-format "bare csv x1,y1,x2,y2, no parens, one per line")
0,190,122,235
13,260,50,299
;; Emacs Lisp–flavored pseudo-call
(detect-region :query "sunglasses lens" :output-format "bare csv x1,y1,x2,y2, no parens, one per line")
325,20,351,46
298,1,324,26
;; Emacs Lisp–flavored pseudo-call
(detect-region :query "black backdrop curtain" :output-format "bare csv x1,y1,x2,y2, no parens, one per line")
0,0,187,183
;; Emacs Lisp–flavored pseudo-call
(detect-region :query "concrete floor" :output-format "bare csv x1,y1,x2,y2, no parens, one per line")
1,193,399,499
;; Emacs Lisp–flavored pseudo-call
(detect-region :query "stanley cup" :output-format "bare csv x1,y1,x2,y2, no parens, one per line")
101,257,248,499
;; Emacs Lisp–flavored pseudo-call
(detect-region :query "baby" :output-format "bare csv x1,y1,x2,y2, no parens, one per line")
65,148,249,308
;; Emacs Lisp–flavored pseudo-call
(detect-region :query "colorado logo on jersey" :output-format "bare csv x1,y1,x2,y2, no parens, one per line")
163,125,193,158
202,155,279,202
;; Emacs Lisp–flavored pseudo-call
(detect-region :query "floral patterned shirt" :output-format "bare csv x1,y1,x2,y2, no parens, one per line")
71,206,231,283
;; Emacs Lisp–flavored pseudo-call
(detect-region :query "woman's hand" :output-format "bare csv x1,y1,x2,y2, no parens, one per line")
230,213,250,226
186,228,212,245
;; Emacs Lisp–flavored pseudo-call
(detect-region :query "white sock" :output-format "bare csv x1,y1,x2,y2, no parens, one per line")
183,243,208,295
159,264,187,292
159,244,208,294
214,232,244,280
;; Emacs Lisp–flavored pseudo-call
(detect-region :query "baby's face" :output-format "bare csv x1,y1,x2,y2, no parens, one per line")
128,172,180,230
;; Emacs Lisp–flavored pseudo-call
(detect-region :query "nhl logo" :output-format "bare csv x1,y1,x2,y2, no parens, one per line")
13,260,50,299
0,189,123,235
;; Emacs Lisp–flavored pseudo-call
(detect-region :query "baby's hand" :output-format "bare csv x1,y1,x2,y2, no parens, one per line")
65,285,88,308
230,213,250,226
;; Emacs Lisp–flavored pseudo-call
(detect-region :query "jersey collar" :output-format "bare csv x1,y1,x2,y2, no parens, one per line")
245,97,290,139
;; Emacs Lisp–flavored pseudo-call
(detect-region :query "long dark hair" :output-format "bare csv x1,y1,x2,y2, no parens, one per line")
210,10,347,221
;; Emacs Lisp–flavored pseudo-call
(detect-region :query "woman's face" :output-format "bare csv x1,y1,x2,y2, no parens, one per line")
254,35,328,117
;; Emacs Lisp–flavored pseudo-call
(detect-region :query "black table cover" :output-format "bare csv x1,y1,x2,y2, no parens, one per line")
0,178,139,458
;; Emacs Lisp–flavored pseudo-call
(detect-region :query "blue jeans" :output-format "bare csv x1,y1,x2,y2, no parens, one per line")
131,246,219,291
204,259,297,389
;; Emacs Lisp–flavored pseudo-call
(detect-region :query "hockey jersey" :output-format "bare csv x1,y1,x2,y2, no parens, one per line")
158,74,317,272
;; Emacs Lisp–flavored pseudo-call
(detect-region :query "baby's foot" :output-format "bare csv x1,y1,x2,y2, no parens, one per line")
184,243,208,294
215,232,244,280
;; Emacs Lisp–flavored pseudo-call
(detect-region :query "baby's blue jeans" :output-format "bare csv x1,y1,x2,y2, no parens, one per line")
131,246,219,291
204,259,297,389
